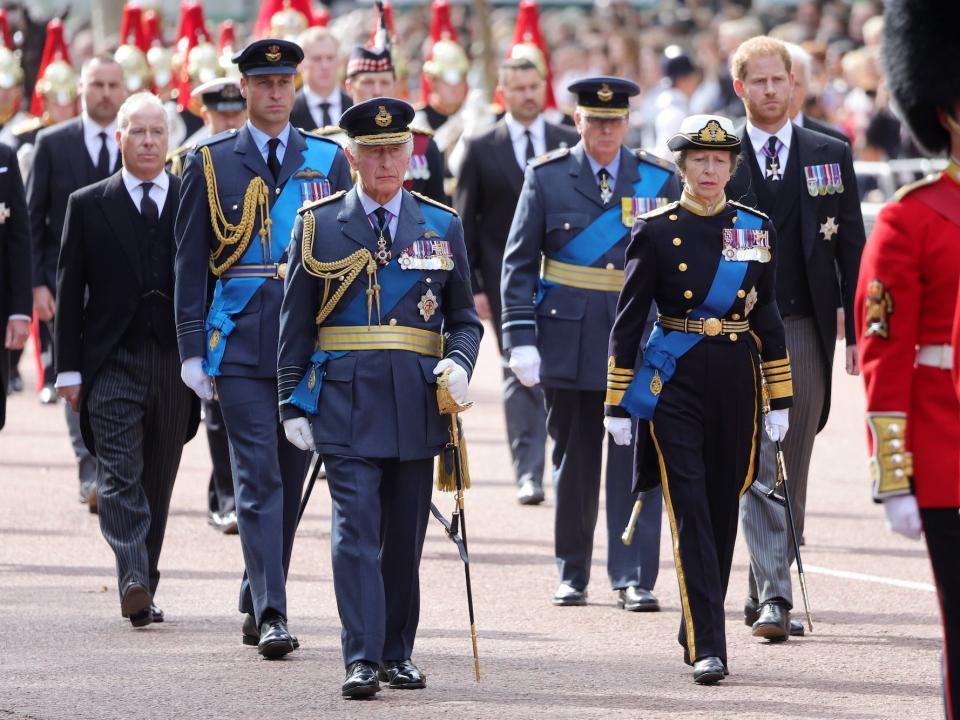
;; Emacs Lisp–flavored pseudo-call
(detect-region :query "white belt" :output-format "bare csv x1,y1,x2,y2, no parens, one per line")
916,344,953,370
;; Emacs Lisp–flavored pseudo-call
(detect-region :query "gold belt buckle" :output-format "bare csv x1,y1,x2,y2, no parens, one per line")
275,262,288,280
702,317,722,337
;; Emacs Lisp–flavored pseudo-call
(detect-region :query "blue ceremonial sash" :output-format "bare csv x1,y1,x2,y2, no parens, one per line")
620,207,764,420
288,198,454,413
204,138,339,376
536,163,671,305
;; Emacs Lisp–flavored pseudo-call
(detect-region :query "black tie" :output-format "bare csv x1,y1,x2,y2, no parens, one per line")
266,138,281,182
373,206,392,266
139,181,159,224
96,131,111,179
524,129,536,164
318,101,332,128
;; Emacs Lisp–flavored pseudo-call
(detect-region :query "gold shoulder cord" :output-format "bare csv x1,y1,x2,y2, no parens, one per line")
301,209,382,327
200,145,273,276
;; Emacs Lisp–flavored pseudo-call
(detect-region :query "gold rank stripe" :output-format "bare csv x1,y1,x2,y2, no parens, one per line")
608,367,635,378
607,379,631,390
766,379,794,399
761,357,791,370
764,368,793,381
605,389,626,406
317,325,443,357
541,257,624,293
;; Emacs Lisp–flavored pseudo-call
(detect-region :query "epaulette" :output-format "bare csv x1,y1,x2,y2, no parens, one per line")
728,200,770,221
410,190,458,217
410,125,434,137
11,116,43,137
298,189,347,214
530,146,569,168
195,128,238,148
894,172,941,201
640,200,680,220
307,125,342,137
635,148,677,174
165,142,195,164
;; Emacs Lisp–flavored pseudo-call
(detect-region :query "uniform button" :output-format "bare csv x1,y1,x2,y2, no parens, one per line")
729,333,738,342
678,263,687,272
550,308,557,315
669,214,678,221
685,308,693,315
731,313,741,321
673,237,682,246
275,187,281,195
389,318,397,326
605,262,615,270
737,289,746,298
731,215,737,224
563,222,571,231
231,204,238,211
425,277,432,283
683,290,693,299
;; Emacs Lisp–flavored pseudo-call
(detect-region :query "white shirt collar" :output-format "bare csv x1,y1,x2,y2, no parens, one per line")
246,120,291,154
357,185,403,219
303,85,341,107
793,112,805,127
121,167,168,194
505,113,545,144
82,111,118,143
746,118,793,153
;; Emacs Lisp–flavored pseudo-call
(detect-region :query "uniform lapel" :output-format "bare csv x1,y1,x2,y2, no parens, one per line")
275,127,306,190
99,173,142,285
66,118,93,188
392,191,425,256
570,143,604,208
337,188,379,255
234,125,271,180
611,147,638,205
493,121,524,194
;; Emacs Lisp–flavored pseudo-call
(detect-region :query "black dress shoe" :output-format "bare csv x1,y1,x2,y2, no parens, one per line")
121,583,153,628
789,619,805,636
693,656,725,685
744,596,760,626
752,601,789,641
342,660,380,699
258,613,295,659
150,605,164,623
618,586,660,612
517,478,545,505
242,613,299,649
378,659,426,689
552,583,587,606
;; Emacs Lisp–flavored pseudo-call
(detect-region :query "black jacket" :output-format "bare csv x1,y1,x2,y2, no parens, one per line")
290,89,353,131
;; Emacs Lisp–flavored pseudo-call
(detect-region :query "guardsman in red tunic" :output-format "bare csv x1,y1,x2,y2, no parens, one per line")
857,3,960,715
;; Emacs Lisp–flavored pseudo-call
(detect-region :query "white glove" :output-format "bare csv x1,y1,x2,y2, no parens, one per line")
180,357,214,401
509,345,541,387
433,358,469,404
604,416,633,446
883,494,922,540
283,417,316,452
764,408,790,442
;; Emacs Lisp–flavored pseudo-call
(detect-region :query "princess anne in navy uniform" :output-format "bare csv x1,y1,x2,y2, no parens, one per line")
603,115,793,684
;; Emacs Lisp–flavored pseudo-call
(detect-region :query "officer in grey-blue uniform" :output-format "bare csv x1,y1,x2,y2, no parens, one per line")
174,38,352,658
278,98,482,698
501,77,681,610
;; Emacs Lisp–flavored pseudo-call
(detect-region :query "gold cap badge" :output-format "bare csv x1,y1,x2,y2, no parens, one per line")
265,45,281,62
697,119,727,144
597,83,614,103
374,105,393,128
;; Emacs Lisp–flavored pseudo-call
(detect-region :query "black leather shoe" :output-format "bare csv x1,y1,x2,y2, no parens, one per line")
150,605,164,623
789,619,805,636
552,583,587,606
121,583,153,628
342,661,380,699
744,596,760,626
517,478,545,505
752,601,789,641
258,613,295,659
693,656,725,685
242,613,299,648
618,586,660,612
378,659,426,689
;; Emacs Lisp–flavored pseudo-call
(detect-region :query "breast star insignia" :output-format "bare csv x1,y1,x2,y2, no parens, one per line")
819,216,839,241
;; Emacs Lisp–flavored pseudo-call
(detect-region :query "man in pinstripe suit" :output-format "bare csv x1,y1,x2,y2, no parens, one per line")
55,93,199,627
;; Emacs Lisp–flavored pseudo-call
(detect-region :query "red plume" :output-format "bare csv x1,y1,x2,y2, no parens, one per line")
119,5,150,53
218,20,236,52
314,6,330,28
31,18,72,116
142,9,164,48
175,3,211,111
254,0,316,39
0,10,13,51
421,0,458,103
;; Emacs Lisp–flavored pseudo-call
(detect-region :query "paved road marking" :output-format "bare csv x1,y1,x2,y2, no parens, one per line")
805,564,935,592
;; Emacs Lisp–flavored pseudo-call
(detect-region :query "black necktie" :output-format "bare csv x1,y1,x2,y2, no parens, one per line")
373,206,392,266
139,181,159,224
266,138,281,182
96,131,110,179
764,135,782,183
318,102,332,128
524,129,536,164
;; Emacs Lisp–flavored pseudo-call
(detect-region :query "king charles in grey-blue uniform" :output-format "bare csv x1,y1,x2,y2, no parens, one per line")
501,77,681,609
173,39,351,657
278,98,481,698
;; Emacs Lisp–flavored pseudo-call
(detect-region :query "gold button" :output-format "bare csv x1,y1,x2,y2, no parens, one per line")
563,222,571,231
672,238,682,246
678,263,687,272
683,290,693,299
731,313,741,321
729,333,738,341
737,289,746,298
731,215,737,224
275,187,281,195
669,214,678,221
605,262,615,270
389,318,397,326
550,308,557,315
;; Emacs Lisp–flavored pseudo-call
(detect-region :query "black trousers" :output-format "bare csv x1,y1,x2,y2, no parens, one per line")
203,399,235,515
648,339,760,664
85,342,192,601
921,508,960,720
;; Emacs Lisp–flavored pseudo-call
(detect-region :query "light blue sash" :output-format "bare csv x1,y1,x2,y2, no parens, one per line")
620,207,764,420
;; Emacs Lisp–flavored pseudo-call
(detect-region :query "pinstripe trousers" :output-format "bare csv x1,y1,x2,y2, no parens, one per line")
739,316,826,607
86,341,192,601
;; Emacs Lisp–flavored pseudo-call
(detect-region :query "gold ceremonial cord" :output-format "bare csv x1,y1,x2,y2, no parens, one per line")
301,209,381,327
200,146,273,277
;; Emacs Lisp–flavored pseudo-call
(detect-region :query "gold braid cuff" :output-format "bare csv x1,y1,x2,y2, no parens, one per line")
201,145,272,277
605,356,635,406
866,413,913,500
761,356,793,400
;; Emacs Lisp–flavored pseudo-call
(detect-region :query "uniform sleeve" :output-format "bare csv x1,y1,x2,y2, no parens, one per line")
453,137,485,295
54,192,85,375
836,142,866,345
328,145,353,192
500,163,544,350
605,219,656,417
3,149,32,317
751,219,792,409
173,150,212,362
26,130,52,290
277,212,319,421
441,215,483,377
953,275,960,398
854,199,920,501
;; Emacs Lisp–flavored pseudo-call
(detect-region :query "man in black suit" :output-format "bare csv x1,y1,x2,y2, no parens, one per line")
0,143,31,429
455,57,578,504
290,27,352,131
55,92,198,628
784,42,849,144
28,54,126,511
726,36,864,640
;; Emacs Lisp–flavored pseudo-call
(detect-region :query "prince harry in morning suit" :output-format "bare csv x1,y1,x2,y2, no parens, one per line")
725,37,864,640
